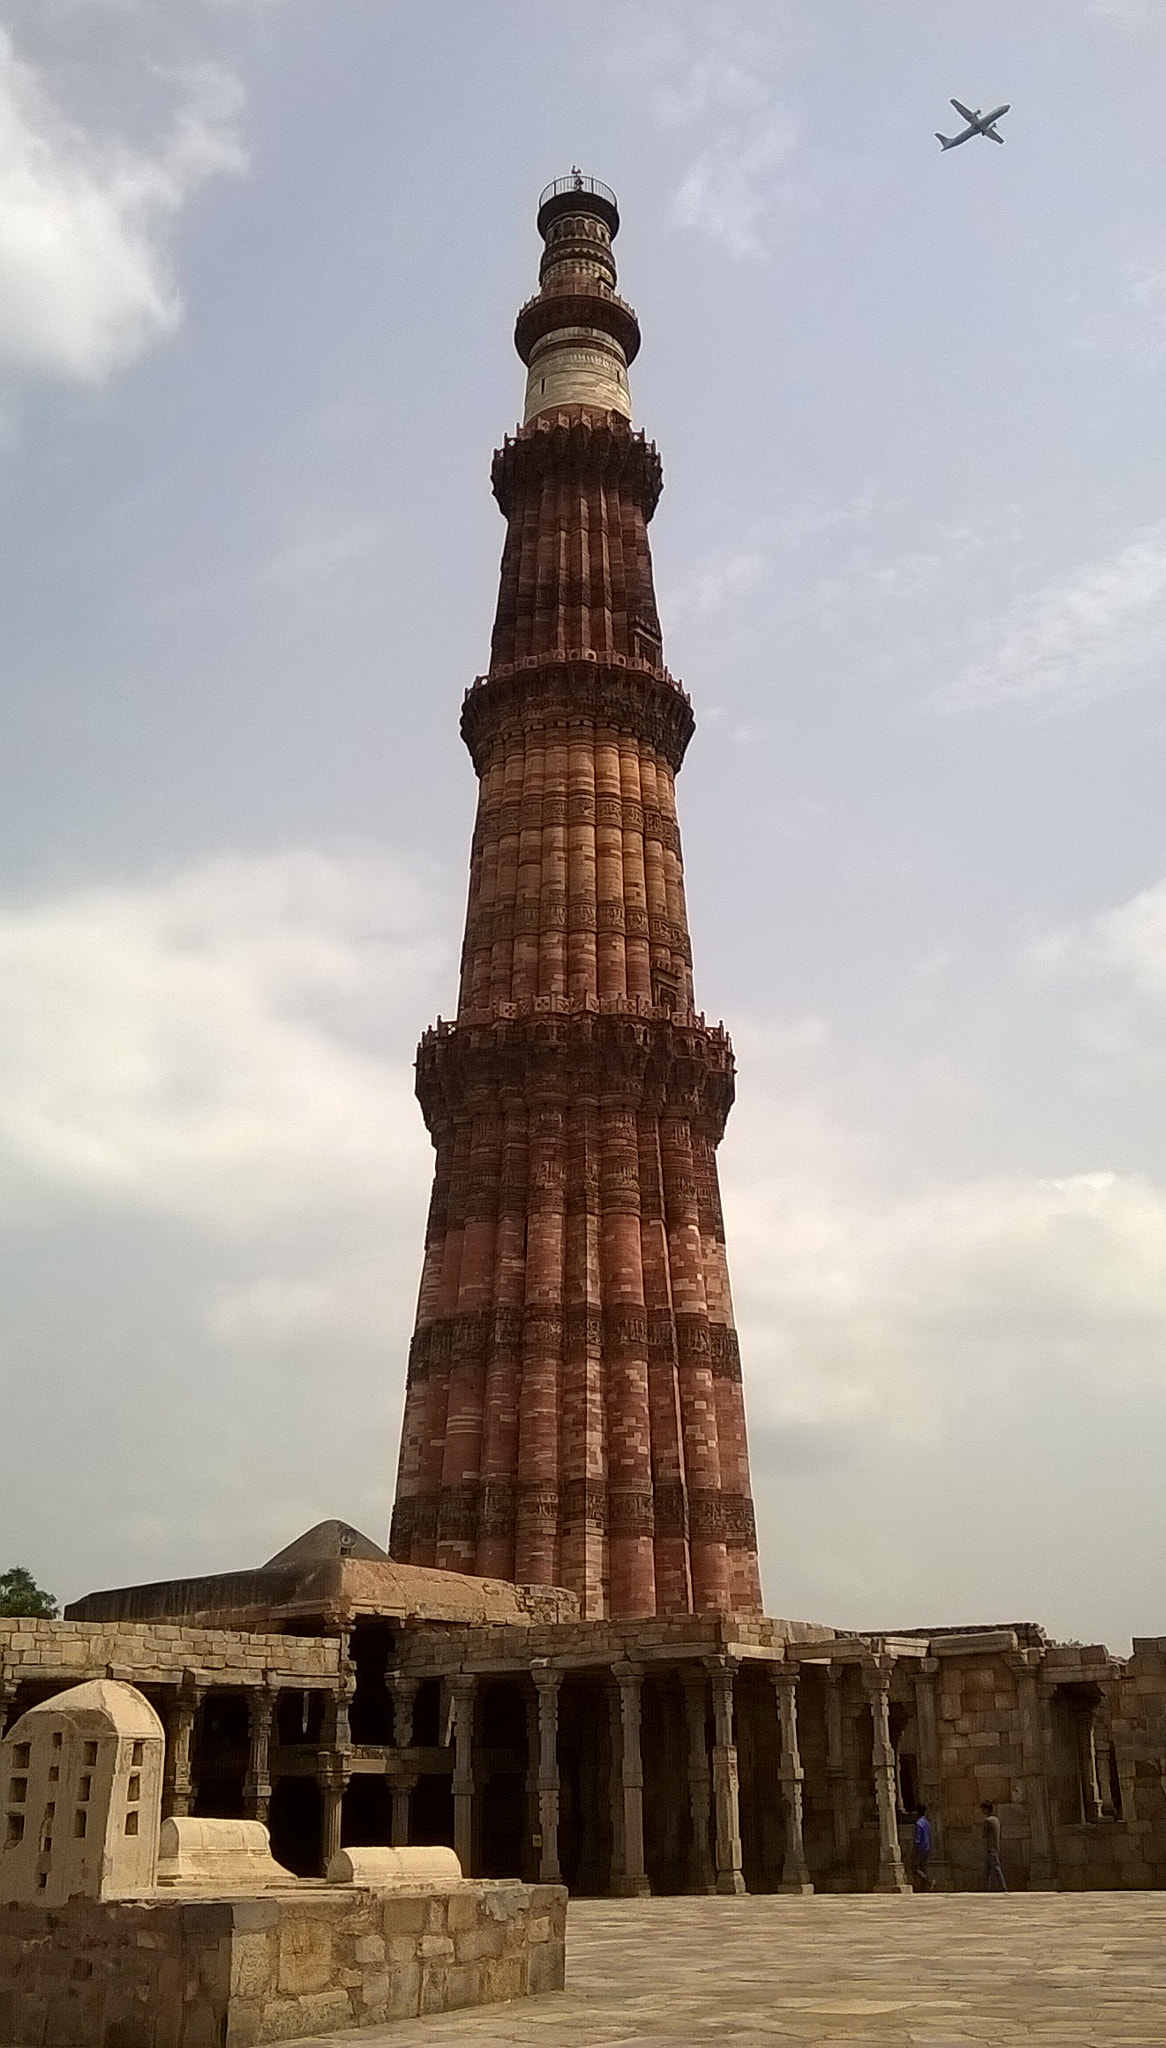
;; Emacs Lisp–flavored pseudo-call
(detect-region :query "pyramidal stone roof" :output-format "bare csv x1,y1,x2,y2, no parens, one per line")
262,1520,388,1570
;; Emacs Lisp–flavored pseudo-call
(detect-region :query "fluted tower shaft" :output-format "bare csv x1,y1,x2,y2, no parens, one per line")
390,178,762,1619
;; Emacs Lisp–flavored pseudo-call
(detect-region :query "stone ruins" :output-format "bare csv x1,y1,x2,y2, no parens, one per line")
0,1680,565,2045
3,178,1165,1964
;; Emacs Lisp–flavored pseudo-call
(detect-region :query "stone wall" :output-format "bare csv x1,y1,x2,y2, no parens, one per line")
884,1633,1166,1892
0,1621,338,1692
0,1880,566,2046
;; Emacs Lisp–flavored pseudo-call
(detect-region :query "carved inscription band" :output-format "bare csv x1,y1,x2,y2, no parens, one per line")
390,1483,757,1554
407,1311,741,1387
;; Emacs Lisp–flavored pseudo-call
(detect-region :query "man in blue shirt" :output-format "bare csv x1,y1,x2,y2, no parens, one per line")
911,1804,934,1890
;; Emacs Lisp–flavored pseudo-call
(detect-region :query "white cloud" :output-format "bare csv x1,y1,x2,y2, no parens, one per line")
665,542,767,621
722,1020,1166,1464
1125,253,1166,326
663,497,878,625
617,6,804,260
1112,249,1166,363
1085,877,1166,1002
0,26,245,383
672,111,801,261
0,848,447,1231
1035,869,1166,1016
935,522,1166,713
0,845,449,1594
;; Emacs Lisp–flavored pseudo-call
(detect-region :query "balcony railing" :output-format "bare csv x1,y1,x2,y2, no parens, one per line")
538,174,617,212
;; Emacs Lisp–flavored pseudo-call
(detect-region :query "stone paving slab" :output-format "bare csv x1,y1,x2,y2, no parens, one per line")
277,1893,1166,2047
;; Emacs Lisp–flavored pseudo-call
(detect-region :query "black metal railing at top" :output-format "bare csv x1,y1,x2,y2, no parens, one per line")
538,173,617,212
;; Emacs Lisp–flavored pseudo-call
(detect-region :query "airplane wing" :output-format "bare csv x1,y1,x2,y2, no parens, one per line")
951,99,976,121
985,125,1005,143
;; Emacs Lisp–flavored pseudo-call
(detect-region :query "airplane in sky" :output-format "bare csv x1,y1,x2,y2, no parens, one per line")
935,99,1010,150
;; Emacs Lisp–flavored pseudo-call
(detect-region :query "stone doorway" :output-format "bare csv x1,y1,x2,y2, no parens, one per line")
558,1674,615,1896
269,1776,321,1876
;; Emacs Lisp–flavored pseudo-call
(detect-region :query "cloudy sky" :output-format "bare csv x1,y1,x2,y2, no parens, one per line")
2,0,1165,1647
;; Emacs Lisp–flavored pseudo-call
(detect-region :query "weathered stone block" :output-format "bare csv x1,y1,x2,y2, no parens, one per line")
420,1932,455,1959
447,1888,482,1931
0,1883,565,2045
356,1970,389,2012
276,1915,333,1996
455,1921,505,1963
297,1989,354,2031
529,1933,567,1994
386,1961,422,2018
229,1932,271,2000
380,1893,428,1936
255,1995,311,2041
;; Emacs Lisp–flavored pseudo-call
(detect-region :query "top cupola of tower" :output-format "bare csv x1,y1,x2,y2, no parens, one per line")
516,173,640,425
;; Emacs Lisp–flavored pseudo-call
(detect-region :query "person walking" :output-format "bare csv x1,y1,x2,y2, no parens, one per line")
911,1804,934,1891
981,1802,1007,1890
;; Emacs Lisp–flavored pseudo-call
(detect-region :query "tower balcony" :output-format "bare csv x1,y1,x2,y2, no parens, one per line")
537,176,619,238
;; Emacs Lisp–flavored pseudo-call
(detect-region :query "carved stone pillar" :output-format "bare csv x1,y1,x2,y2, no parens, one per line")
772,1665,812,1894
709,1657,745,1895
910,1661,950,1888
318,1644,355,1878
390,1675,418,1751
391,1773,416,1847
1007,1649,1055,1888
612,1662,649,1896
605,1676,626,1890
823,1668,850,1880
681,1668,715,1892
325,1640,355,1753
317,1758,348,1875
163,1674,203,1820
388,1674,419,1848
525,1680,542,1880
1078,1712,1103,1824
532,1662,562,1884
449,1673,476,1876
243,1686,275,1825
0,1681,18,1741
864,1659,909,1893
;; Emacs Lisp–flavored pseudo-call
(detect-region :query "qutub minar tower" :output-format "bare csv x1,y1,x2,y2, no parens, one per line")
17,181,1155,1917
390,174,763,1622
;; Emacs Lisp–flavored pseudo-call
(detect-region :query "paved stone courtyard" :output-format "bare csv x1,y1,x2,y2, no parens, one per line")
287,1893,1166,2047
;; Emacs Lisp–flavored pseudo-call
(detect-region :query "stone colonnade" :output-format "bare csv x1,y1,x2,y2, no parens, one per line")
384,1651,918,1896
4,1651,914,1894
7,1631,1150,1892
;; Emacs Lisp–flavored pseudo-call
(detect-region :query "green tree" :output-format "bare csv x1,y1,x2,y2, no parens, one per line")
0,1566,58,1618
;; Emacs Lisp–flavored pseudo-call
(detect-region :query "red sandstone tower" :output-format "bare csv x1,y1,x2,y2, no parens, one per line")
390,177,763,1621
